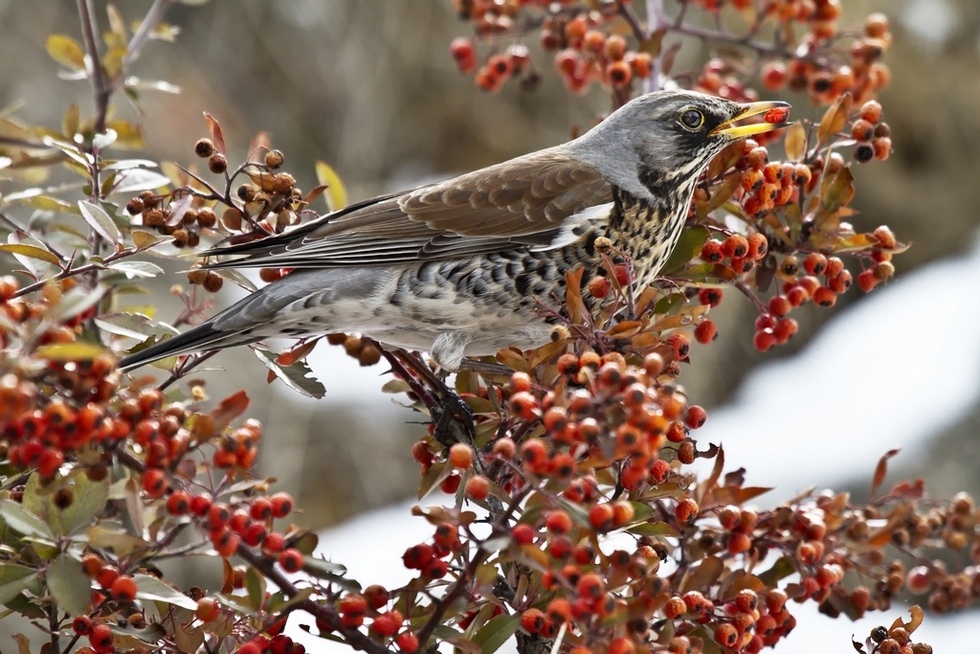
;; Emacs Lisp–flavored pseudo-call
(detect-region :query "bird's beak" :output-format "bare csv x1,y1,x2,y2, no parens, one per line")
711,100,792,139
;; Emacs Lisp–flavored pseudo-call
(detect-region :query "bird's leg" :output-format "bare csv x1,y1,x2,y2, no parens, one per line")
457,358,513,378
368,339,476,448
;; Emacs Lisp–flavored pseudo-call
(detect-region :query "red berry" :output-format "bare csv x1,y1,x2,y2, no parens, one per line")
73,615,94,635
684,405,707,429
249,497,273,521
857,268,878,292
402,544,435,570
812,286,837,307
761,61,787,90
110,575,138,603
512,523,535,545
767,295,791,317
95,564,119,589
773,318,799,343
589,503,615,532
722,234,749,259
697,287,723,306
166,491,190,516
89,624,113,650
396,632,420,653
546,510,573,535
700,239,724,263
339,593,368,617
753,329,776,352
190,494,212,516
694,319,717,344
587,275,612,298
521,608,546,634
141,468,168,498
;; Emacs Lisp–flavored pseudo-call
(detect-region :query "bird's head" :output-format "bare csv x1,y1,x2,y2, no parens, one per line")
569,90,790,205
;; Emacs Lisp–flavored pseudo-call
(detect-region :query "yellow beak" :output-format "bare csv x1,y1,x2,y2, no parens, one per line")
711,100,792,139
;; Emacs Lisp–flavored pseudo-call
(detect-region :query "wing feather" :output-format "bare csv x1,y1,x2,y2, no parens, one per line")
205,147,610,269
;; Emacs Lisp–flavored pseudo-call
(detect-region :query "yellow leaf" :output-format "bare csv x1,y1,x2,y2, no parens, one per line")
0,243,60,265
314,160,347,212
46,35,86,70
35,342,109,362
817,93,852,145
63,103,80,139
783,121,807,162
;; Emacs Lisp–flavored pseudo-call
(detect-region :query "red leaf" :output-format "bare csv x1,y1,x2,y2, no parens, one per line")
203,112,226,155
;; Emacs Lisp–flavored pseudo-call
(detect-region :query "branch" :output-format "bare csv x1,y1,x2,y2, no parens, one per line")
75,0,110,136
235,545,391,654
121,0,175,71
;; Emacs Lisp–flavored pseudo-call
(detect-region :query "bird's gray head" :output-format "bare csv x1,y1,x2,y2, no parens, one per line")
567,90,790,205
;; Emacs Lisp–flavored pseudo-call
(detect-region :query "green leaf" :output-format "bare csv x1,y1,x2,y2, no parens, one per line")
0,500,53,539
59,475,109,536
0,564,39,605
79,200,122,245
46,35,85,70
253,348,326,399
0,243,60,265
47,555,90,616
34,342,108,362
134,573,198,610
51,285,105,323
472,613,520,654
244,566,266,612
131,230,165,250
314,160,347,212
661,226,709,275
266,587,314,614
628,521,680,537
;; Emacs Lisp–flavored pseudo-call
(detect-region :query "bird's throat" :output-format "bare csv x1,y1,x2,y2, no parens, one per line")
606,181,694,290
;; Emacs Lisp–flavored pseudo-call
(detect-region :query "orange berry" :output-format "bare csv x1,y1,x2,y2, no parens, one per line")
520,608,546,634
448,443,474,469
607,60,632,87
465,475,491,501
589,503,615,532
546,510,573,535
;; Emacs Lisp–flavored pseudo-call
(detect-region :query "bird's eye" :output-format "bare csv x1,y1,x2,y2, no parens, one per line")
679,109,704,130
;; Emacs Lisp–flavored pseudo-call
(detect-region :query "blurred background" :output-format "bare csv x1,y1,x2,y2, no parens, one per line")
1,0,979,630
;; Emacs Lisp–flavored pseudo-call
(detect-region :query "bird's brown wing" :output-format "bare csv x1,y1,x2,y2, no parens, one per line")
204,148,611,269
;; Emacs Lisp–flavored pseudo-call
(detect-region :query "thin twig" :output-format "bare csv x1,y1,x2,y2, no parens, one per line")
121,0,175,71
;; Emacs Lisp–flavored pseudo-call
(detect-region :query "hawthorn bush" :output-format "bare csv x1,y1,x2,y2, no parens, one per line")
0,1,967,653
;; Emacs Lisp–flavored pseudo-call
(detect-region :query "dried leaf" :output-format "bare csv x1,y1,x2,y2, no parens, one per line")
870,448,900,498
706,172,743,214
314,160,347,212
131,230,164,250
203,112,226,155
46,35,86,70
210,390,250,431
783,121,807,161
818,93,853,145
820,166,855,214
679,556,724,592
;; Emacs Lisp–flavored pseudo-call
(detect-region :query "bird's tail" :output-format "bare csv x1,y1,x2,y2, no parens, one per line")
116,320,262,371
117,267,381,371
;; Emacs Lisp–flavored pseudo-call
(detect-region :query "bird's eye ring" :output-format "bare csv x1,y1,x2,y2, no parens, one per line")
679,109,704,130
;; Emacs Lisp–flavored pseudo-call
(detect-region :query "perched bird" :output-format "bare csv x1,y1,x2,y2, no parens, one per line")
119,90,788,372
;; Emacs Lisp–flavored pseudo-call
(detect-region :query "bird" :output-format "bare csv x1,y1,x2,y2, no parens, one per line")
119,90,789,373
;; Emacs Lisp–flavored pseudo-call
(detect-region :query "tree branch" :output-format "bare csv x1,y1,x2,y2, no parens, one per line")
75,0,110,136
